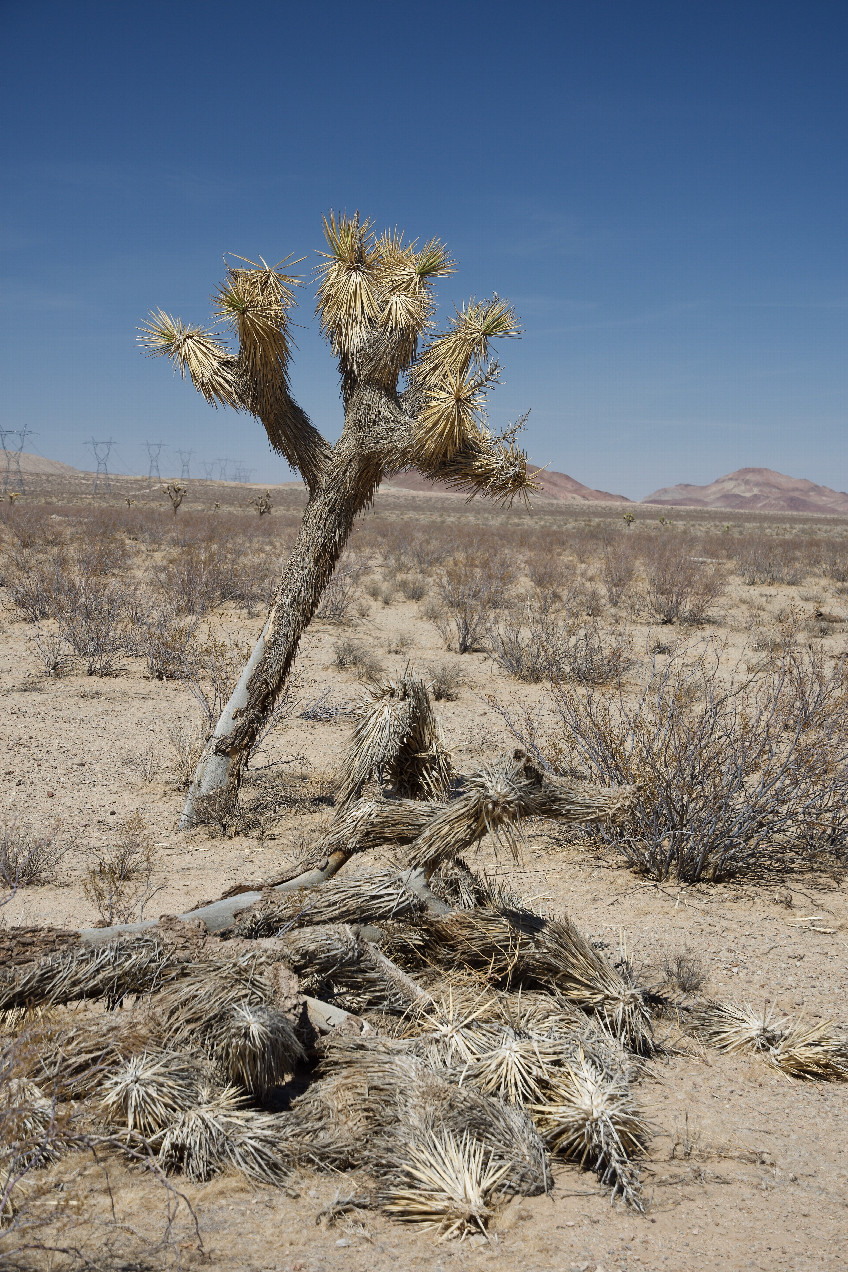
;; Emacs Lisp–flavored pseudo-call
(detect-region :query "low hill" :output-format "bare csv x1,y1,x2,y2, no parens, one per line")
6,451,81,477
643,467,848,515
384,467,630,504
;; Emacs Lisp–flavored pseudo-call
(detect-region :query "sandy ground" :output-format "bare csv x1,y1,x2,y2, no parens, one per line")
2,482,848,1271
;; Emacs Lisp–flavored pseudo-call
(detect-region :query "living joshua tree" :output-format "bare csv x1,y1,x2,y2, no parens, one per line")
140,213,535,827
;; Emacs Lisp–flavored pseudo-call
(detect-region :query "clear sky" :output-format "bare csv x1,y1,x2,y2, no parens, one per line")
1,0,846,499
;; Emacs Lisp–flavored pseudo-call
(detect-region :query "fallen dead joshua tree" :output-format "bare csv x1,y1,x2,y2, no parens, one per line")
2,674,846,1243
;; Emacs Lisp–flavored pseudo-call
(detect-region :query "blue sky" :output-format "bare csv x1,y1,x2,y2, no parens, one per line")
1,0,846,499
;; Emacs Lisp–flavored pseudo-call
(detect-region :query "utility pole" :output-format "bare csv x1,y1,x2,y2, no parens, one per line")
1,427,32,495
177,448,193,480
146,441,164,488
87,438,114,493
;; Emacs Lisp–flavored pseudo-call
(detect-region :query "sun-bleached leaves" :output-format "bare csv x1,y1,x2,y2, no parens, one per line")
138,310,238,408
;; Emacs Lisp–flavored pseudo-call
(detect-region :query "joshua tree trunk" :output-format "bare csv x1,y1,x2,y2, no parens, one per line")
141,214,535,827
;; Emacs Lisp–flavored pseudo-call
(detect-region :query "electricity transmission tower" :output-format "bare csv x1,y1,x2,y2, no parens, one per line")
215,457,230,482
146,441,164,488
87,438,114,492
177,449,193,480
200,461,215,481
0,427,32,495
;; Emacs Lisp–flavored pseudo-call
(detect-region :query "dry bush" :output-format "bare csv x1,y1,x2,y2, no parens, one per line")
486,603,569,682
564,624,635,687
132,605,200,680
333,635,383,681
642,541,725,625
155,541,244,615
55,575,135,676
28,627,73,677
429,556,513,653
82,811,161,925
427,659,466,701
183,630,253,730
736,536,808,586
386,631,414,656
0,822,66,889
395,572,428,601
316,560,366,623
600,538,637,607
495,641,848,882
487,607,633,688
4,548,69,622
167,717,208,788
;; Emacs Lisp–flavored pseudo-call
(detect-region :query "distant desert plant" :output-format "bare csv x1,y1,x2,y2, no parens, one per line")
642,542,725,625
0,821,66,889
82,811,160,925
317,560,367,623
426,659,466,701
430,557,512,653
332,635,383,681
600,538,637,607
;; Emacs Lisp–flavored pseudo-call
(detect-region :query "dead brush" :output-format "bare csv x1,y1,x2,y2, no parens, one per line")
0,821,66,889
0,1077,63,1170
531,1049,649,1209
335,669,453,807
687,1001,848,1079
211,1003,305,1098
380,1129,510,1240
99,1050,199,1137
454,1025,562,1105
157,1084,247,1181
82,811,161,926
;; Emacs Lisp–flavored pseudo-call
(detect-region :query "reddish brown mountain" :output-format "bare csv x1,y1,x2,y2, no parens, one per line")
383,467,630,504
643,468,848,515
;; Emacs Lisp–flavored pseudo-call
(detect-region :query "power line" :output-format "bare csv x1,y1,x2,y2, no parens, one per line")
146,441,164,488
0,427,33,495
86,438,113,493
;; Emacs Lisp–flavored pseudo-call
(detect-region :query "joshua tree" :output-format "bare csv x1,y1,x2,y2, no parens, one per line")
140,213,535,827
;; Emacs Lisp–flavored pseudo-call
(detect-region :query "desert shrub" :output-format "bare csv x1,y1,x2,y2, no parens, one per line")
386,631,414,656
600,538,637,606
427,659,466,701
486,604,569,682
332,635,382,681
429,557,512,653
155,542,246,615
82,811,160,925
0,822,66,888
643,543,725,624
565,624,635,686
3,548,69,622
316,560,365,623
395,572,428,601
736,537,807,586
28,627,73,677
167,716,208,788
494,642,848,882
183,631,253,730
525,550,573,596
132,605,200,680
56,575,134,676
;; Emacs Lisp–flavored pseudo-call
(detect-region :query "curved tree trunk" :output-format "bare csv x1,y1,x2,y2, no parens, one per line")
180,394,394,827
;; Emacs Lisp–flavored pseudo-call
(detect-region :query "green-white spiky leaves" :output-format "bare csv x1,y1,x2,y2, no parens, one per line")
138,310,238,408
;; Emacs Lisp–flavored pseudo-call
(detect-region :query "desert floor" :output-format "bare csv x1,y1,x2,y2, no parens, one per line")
2,474,847,1271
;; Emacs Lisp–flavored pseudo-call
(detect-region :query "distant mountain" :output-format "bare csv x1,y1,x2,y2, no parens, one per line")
643,468,848,516
383,467,631,504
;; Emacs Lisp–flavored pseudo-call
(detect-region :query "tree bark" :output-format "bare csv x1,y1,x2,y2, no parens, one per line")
180,386,407,827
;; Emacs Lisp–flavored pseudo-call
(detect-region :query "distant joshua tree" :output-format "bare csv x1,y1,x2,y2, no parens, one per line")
140,213,535,826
